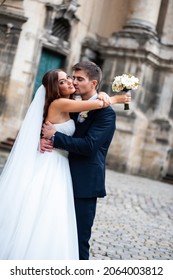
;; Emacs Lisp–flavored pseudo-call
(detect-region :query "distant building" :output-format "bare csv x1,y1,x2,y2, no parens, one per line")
0,0,173,181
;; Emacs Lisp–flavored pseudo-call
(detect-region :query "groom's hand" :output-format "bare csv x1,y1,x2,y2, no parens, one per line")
39,138,53,153
42,121,56,139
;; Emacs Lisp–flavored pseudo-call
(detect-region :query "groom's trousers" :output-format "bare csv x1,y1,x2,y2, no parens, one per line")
74,197,97,260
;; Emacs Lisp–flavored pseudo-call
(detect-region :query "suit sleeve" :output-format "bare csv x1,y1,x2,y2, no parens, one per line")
53,109,116,156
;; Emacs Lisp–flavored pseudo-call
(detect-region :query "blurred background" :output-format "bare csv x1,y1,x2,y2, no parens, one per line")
0,0,173,183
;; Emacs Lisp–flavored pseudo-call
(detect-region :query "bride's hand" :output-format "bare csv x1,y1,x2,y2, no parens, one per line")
97,92,111,107
114,93,131,104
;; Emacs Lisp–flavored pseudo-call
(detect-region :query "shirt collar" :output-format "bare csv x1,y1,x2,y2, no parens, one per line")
88,93,98,100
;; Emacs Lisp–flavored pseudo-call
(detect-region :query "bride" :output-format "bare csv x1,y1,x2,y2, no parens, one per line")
0,68,130,259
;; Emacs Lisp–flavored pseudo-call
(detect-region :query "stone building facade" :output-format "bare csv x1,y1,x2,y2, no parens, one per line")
0,0,173,181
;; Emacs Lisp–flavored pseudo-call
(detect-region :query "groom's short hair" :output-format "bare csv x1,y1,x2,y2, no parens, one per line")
72,61,102,90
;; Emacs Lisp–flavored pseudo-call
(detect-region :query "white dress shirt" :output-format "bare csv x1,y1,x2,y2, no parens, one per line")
77,93,98,123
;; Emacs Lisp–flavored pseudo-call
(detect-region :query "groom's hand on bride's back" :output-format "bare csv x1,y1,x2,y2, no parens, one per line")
40,121,56,153
42,121,56,139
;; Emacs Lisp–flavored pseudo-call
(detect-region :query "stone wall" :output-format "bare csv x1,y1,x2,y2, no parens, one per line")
0,2,26,117
0,0,173,180
98,0,173,179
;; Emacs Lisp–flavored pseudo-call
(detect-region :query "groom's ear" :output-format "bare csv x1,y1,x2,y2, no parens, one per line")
91,79,98,89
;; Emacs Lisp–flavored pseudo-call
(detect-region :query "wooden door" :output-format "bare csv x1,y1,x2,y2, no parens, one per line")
33,48,65,95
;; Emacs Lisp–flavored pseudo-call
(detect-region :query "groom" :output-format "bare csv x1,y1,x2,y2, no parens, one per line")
42,61,116,259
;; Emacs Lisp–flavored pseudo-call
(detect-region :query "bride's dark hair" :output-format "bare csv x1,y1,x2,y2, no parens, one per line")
42,69,62,121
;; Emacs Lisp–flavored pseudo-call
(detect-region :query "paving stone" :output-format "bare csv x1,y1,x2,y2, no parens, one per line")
1,159,173,260
90,169,173,260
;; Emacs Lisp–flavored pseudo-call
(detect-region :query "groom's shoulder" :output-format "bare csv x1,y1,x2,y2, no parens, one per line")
92,106,116,123
96,105,115,116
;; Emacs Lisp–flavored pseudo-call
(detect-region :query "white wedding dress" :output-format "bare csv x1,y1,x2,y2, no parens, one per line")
0,119,79,260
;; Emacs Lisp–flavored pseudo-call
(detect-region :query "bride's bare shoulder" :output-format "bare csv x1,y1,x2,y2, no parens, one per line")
50,98,68,107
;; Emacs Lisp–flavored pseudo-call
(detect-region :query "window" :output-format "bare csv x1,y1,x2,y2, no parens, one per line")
52,18,71,41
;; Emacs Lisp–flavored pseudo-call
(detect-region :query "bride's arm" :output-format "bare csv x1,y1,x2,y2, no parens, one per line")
98,91,131,105
51,98,104,113
50,92,131,113
110,93,131,104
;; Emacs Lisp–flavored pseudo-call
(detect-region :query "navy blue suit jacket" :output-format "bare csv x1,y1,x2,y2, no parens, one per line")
53,107,116,198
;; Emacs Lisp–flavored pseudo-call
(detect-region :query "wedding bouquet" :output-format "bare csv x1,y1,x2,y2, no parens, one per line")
112,74,139,110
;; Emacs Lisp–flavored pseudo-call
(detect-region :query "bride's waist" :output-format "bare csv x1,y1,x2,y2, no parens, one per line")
53,148,68,158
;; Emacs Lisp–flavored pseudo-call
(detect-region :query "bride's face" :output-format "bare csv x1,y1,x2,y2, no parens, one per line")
58,71,75,97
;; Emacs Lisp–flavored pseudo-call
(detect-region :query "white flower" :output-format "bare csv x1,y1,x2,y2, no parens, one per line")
80,111,89,119
112,74,139,92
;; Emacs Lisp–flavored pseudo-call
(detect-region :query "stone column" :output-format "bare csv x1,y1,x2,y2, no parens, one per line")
0,8,27,116
0,1,27,140
124,0,162,34
126,109,148,175
156,74,173,119
161,0,173,44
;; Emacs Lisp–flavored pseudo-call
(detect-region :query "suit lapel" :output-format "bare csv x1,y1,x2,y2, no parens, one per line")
74,110,97,137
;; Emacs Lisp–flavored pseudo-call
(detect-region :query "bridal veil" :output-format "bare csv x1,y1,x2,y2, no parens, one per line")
0,85,45,194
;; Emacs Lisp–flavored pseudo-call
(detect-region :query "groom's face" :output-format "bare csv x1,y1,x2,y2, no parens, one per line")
72,70,97,99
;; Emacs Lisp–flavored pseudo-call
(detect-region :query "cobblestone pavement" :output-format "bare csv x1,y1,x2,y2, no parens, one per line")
90,169,173,260
1,159,173,260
